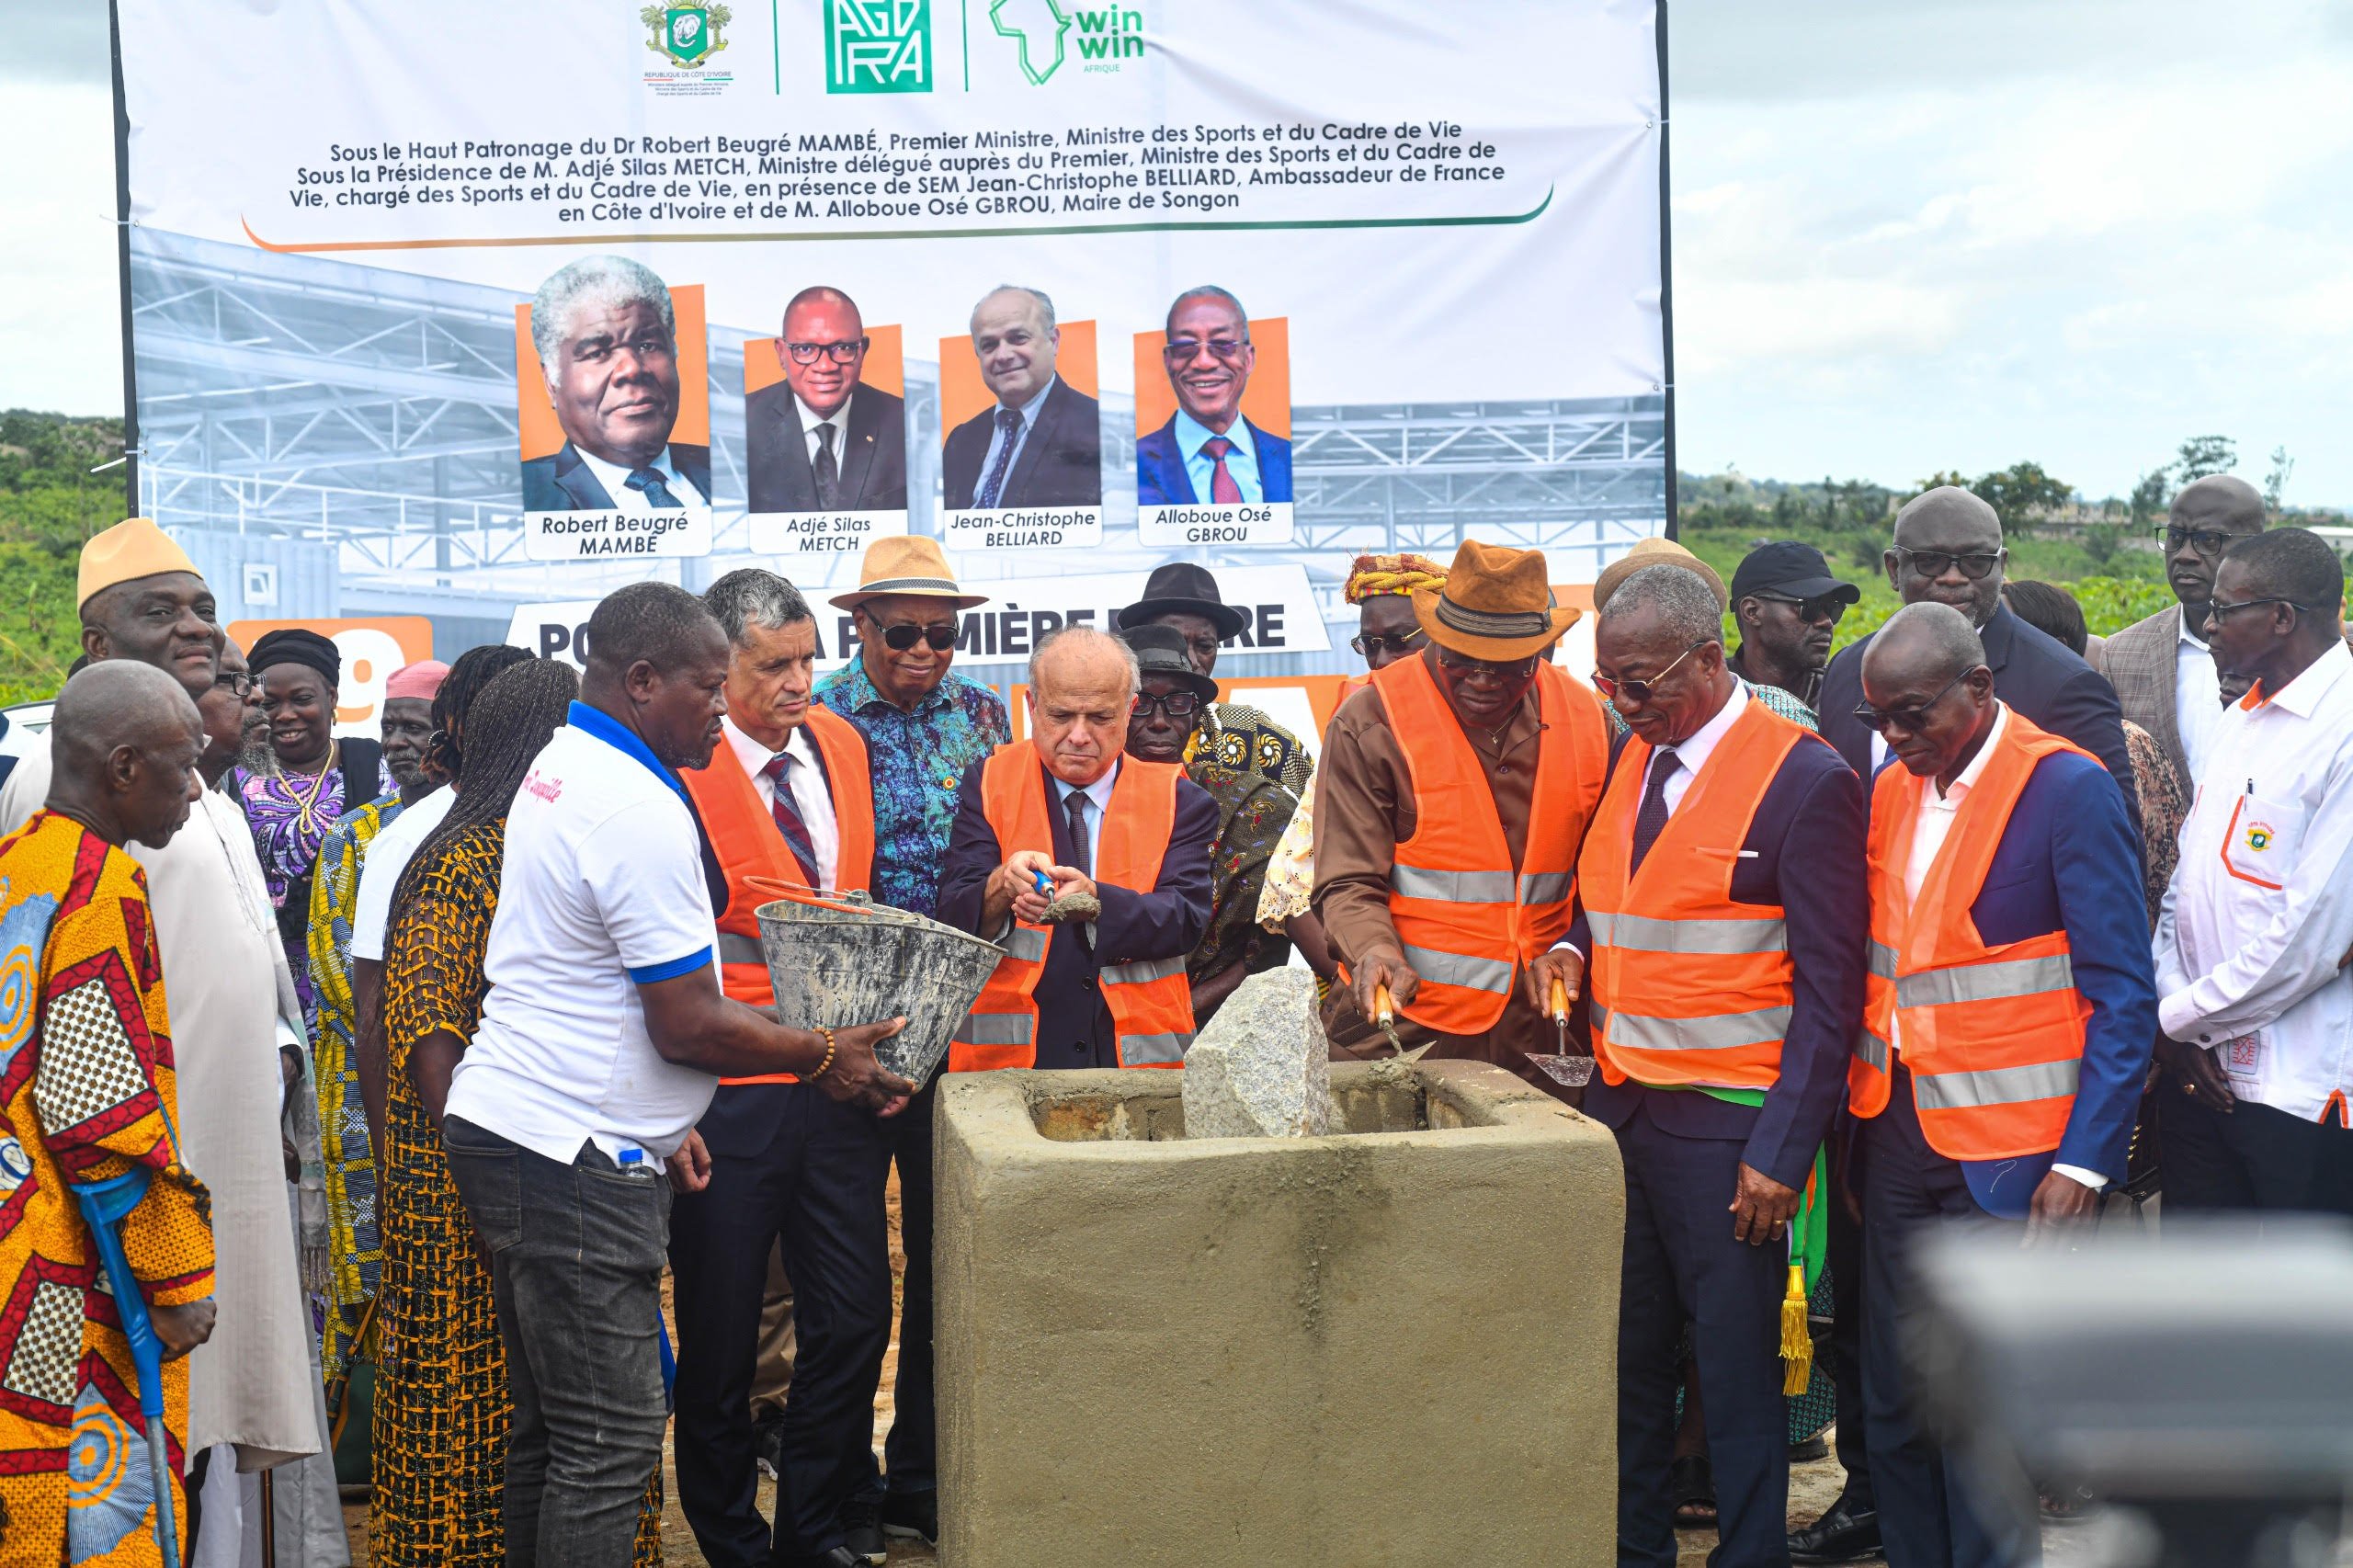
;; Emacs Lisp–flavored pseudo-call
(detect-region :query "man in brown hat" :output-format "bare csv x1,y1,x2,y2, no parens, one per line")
813,534,1007,1547
1311,540,1611,1079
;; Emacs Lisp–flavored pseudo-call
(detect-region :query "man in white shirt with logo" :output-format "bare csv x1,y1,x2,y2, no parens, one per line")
441,582,912,1568
2155,527,2353,1214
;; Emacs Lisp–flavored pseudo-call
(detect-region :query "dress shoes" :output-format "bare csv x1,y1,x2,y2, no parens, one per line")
1787,1490,1881,1563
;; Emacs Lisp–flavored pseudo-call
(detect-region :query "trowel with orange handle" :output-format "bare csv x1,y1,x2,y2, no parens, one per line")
1372,983,1433,1065
1525,973,1595,1088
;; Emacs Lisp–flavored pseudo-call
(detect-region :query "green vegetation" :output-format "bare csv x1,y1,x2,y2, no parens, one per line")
0,412,129,705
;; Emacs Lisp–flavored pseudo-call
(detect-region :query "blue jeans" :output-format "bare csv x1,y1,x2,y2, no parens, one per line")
446,1116,672,1568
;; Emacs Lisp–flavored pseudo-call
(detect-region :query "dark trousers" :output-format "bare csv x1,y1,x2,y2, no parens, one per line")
445,1116,672,1568
1615,1106,1790,1568
2154,1075,2353,1215
669,1083,893,1564
881,1078,938,1496
1859,1088,2039,1568
1825,1125,1873,1508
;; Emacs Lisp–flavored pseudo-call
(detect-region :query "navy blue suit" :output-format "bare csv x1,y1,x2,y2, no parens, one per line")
519,438,712,511
1861,745,2155,1568
1572,719,1870,1568
937,758,1217,1069
1134,415,1293,506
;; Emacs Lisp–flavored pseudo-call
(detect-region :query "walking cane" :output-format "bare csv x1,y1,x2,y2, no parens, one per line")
71,1166,183,1568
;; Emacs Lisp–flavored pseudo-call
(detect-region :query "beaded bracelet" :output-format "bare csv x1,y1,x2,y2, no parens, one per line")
812,1024,838,1081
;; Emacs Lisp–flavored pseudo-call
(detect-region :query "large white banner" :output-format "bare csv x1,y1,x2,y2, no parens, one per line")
115,0,1667,674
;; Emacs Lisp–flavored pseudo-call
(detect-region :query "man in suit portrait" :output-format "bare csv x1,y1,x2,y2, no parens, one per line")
1136,285,1292,507
520,254,712,513
745,286,909,515
942,285,1103,510
1816,485,2141,840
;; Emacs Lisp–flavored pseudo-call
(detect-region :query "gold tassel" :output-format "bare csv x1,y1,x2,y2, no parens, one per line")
1779,1263,1813,1396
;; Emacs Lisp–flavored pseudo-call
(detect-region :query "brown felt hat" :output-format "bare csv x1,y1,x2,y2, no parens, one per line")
1592,535,1729,614
1411,540,1582,662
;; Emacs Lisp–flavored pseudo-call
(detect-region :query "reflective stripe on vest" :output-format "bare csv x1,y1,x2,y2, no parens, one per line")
680,709,876,1085
1847,707,2097,1161
1371,655,1609,1036
948,746,1196,1073
1579,698,1814,1093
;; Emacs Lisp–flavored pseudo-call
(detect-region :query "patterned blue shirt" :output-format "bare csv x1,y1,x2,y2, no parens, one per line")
816,662,1011,918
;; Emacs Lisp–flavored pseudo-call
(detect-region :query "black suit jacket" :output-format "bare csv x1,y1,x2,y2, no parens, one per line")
745,382,908,513
941,377,1103,509
1817,601,2143,840
1572,722,1870,1191
937,757,1217,1070
519,439,711,511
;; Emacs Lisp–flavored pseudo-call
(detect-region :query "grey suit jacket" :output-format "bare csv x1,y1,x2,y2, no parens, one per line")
2097,604,2188,796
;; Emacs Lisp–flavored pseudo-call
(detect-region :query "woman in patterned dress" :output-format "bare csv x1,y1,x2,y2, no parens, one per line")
370,658,666,1565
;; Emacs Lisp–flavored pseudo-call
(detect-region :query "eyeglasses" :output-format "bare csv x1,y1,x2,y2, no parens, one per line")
785,337,869,364
1749,593,1848,625
1164,337,1247,362
1895,548,2004,581
1131,690,1203,719
1349,629,1426,658
1853,668,1977,734
1592,641,1706,705
2155,525,2241,560
2206,597,2310,623
872,620,957,652
214,671,256,699
1435,648,1541,683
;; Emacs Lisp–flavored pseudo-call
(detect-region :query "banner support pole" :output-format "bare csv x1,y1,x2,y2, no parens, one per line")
108,0,142,519
1656,0,1678,540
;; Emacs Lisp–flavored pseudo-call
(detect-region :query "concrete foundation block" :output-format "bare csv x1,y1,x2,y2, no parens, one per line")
934,1060,1624,1568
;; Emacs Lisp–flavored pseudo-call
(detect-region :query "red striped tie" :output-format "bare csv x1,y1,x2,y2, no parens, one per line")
761,755,824,889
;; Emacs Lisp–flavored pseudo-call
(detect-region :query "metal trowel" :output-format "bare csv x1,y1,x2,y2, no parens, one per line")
1525,975,1595,1087
1373,983,1434,1064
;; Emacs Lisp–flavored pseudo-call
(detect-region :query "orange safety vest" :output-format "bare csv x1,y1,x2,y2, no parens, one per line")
680,708,875,1084
1371,655,1609,1035
1581,698,1815,1090
1848,709,2092,1161
949,746,1197,1072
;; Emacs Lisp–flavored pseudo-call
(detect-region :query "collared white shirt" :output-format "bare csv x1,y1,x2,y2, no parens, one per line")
1887,704,2107,1188
2156,639,2353,1124
1643,679,1750,818
972,375,1058,505
349,785,454,962
1049,757,1119,870
722,714,840,892
576,444,689,517
798,390,854,477
2174,614,2222,782
1174,408,1264,504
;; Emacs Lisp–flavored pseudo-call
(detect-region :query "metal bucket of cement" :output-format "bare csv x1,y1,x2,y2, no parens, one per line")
754,883,1004,1088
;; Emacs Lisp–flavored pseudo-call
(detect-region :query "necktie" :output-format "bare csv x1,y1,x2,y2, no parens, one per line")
975,405,1023,508
1199,435,1244,505
760,755,824,889
1063,789,1093,880
626,465,680,508
1630,747,1680,874
813,422,839,510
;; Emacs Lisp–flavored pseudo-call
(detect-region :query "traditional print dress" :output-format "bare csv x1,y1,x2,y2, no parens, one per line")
233,748,393,1031
0,812,214,1566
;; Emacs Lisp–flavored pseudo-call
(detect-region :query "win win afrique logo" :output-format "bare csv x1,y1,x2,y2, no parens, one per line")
826,0,933,93
642,3,732,66
987,0,1145,84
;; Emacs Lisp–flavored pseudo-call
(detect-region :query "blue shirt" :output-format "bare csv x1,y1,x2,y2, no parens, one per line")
1175,408,1264,504
972,376,1059,507
815,662,1011,917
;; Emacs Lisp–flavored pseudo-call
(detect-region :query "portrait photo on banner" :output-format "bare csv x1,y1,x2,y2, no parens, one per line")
1133,286,1292,547
938,284,1104,551
512,255,714,562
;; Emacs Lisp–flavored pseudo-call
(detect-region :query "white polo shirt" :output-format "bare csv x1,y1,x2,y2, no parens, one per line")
445,701,722,1166
350,785,454,962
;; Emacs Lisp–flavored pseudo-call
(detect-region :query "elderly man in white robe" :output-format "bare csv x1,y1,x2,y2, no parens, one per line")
0,518,348,1567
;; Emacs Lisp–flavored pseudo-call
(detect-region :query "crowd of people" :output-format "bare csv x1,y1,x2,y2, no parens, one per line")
0,478,2344,1568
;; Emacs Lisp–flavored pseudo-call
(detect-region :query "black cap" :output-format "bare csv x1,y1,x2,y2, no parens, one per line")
1117,624,1219,699
1114,561,1249,641
1730,540,1860,607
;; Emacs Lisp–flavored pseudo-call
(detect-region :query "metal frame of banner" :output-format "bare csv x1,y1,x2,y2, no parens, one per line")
1657,0,1679,540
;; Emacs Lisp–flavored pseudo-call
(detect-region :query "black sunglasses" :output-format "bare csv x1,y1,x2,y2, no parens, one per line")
1750,592,1848,625
1895,547,2003,581
1854,668,1976,734
1131,689,1204,719
1592,641,1705,705
870,620,957,652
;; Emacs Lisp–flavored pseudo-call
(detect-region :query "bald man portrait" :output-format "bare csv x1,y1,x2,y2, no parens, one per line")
745,286,909,515
942,285,1103,511
1136,285,1292,507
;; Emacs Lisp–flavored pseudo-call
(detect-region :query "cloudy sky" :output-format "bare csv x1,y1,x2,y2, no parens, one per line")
6,0,2350,503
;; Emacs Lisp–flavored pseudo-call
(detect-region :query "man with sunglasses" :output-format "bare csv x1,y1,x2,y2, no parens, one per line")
1728,540,1859,720
1313,540,1609,1079
2154,528,2353,1219
746,285,909,516
1847,602,2154,1568
1817,485,2140,843
2093,474,2267,800
1136,285,1292,506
